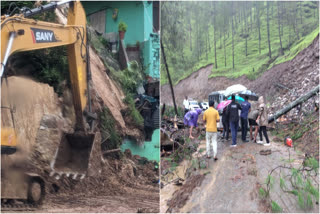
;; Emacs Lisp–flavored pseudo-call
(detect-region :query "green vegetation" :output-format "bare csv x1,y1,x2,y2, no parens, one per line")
118,20,128,32
262,157,319,211
271,112,319,143
161,1,319,85
112,61,145,127
112,61,144,95
162,105,185,118
100,107,121,150
259,187,268,198
123,95,144,127
271,201,283,213
90,24,144,128
8,47,69,95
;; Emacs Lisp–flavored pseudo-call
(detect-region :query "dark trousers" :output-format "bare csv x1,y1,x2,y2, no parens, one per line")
222,119,229,140
230,120,239,145
241,117,248,141
259,126,270,144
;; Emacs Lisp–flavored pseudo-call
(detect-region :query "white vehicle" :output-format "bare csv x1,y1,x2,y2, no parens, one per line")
188,100,200,111
200,102,209,110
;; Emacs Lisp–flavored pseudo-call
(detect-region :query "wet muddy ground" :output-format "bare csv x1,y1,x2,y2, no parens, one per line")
162,134,319,213
34,186,159,213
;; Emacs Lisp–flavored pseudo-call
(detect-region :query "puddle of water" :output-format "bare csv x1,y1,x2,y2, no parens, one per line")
120,129,160,162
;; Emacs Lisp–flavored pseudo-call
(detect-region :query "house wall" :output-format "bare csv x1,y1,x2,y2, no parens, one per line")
82,1,159,79
83,1,153,45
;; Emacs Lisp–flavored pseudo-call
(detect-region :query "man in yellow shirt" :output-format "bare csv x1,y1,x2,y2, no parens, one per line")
203,100,220,161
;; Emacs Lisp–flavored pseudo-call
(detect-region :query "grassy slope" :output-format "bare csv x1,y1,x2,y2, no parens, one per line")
161,1,319,85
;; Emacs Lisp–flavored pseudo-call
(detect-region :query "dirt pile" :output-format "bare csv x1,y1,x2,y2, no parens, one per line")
39,151,159,213
161,35,319,120
1,76,68,162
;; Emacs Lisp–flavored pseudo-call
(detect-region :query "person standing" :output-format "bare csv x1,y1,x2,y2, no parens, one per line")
184,108,202,139
222,99,229,141
240,96,251,143
256,96,270,146
248,108,260,143
203,100,220,160
183,96,189,114
226,95,242,147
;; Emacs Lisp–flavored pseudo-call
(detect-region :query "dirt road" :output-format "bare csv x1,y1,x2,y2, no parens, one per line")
165,135,319,213
34,186,159,213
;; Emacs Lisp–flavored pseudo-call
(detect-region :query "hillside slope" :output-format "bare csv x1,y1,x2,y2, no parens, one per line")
161,1,319,85
161,34,319,118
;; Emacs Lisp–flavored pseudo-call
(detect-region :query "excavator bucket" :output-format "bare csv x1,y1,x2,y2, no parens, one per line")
51,131,101,179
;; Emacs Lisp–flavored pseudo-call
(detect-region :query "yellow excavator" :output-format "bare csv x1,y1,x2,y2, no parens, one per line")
1,0,100,207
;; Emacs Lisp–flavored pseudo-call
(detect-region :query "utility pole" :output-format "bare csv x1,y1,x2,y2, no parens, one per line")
160,39,178,116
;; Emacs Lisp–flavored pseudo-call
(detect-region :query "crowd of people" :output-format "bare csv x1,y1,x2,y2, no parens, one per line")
183,95,270,160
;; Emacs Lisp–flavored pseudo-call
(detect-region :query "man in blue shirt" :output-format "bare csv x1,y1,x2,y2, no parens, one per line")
240,96,251,142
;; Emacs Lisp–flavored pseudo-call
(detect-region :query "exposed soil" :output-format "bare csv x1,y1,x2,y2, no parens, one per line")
34,154,160,213
1,76,66,162
166,174,205,213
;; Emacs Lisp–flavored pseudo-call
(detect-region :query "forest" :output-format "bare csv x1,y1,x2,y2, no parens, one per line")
160,1,319,85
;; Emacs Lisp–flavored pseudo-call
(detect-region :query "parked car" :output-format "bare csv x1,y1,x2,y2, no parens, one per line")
188,100,200,111
200,102,209,110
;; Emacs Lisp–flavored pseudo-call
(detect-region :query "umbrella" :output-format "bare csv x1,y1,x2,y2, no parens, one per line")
239,90,259,101
227,95,245,104
224,84,247,97
217,100,232,111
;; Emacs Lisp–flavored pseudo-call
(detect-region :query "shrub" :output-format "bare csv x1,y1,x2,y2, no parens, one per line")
118,20,128,32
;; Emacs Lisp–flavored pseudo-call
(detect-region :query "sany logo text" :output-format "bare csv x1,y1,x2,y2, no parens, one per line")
36,31,53,41
30,27,58,43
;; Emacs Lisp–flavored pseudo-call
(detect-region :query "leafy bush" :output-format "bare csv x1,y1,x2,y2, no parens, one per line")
8,47,69,95
112,61,144,95
123,95,144,127
118,20,128,32
263,157,319,211
111,61,145,127
100,107,121,150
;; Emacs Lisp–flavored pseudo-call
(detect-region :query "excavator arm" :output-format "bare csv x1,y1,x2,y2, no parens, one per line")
1,1,88,131
1,1,100,177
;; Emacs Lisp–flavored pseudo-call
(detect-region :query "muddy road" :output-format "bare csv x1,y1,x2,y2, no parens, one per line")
35,186,159,213
163,135,319,213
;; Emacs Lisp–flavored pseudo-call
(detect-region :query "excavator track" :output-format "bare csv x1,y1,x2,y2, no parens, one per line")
1,175,45,212
1,201,39,212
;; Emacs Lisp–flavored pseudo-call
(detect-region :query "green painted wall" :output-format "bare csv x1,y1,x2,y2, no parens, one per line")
82,1,153,45
142,33,160,79
82,1,159,79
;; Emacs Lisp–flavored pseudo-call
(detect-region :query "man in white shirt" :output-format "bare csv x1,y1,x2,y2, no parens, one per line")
183,96,189,114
